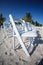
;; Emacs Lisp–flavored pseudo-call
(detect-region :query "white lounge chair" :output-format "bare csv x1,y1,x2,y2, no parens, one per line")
9,14,37,56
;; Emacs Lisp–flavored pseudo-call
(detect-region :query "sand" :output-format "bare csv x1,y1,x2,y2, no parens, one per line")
0,28,43,65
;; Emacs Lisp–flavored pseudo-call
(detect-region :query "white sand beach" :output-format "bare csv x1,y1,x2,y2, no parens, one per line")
0,28,43,65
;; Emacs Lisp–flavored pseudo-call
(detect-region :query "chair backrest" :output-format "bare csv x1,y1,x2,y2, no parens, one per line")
21,19,28,32
21,19,33,31
22,20,37,34
9,14,30,56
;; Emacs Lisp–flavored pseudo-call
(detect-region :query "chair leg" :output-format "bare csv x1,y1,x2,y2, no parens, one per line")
29,38,33,47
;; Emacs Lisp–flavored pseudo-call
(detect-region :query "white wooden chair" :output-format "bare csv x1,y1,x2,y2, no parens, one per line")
20,19,37,46
9,14,37,56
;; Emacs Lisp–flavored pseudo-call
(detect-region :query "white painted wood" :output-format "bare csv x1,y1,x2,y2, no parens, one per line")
21,19,37,47
21,20,28,32
9,14,30,56
21,31,37,37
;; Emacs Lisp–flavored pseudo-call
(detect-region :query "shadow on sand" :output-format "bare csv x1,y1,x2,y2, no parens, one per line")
29,31,43,56
38,58,43,65
14,31,43,56
0,56,4,65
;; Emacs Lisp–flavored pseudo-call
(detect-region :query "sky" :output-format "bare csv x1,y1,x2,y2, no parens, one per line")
0,0,43,24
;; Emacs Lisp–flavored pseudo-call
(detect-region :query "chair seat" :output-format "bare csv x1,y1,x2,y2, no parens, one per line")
21,31,37,37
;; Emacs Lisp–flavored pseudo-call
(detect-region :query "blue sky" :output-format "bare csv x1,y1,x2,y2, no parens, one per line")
0,0,43,24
